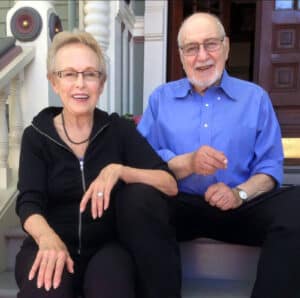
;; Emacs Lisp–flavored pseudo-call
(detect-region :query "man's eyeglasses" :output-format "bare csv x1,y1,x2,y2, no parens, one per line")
53,70,102,82
180,38,225,56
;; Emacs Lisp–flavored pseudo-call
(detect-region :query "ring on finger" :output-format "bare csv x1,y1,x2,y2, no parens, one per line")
97,191,103,198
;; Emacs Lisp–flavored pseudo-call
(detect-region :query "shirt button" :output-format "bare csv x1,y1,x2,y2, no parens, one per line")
217,96,221,100
204,123,208,128
205,103,209,107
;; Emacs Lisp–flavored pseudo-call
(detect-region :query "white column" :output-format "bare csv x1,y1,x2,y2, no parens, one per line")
143,0,168,110
84,1,110,111
8,77,23,170
0,89,10,189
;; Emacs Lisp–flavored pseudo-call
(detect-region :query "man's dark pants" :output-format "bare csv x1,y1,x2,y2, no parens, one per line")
116,184,300,298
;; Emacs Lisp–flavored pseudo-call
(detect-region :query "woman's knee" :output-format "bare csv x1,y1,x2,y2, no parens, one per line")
16,270,73,298
84,243,135,298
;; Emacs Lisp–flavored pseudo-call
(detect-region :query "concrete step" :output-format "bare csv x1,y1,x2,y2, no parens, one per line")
0,271,17,298
283,166,300,185
180,239,260,281
182,278,253,298
0,270,252,298
4,227,25,271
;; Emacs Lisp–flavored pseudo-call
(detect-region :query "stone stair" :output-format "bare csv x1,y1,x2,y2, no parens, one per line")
0,227,24,298
0,271,17,298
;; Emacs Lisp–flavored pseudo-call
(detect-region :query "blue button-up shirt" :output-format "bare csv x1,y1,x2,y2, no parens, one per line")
138,71,284,195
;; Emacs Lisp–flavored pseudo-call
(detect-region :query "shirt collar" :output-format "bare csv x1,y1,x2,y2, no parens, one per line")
173,70,240,101
219,70,238,101
173,78,193,98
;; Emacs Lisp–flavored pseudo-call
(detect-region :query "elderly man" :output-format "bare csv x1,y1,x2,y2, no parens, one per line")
116,12,300,298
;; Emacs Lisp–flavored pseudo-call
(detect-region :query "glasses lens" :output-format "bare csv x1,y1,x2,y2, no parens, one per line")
182,43,199,56
62,71,77,80
83,71,101,81
204,40,221,52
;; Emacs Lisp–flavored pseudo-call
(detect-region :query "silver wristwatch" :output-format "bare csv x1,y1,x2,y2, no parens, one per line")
234,187,249,203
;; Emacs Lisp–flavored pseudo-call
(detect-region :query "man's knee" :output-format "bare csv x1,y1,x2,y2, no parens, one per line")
270,186,300,237
115,183,171,232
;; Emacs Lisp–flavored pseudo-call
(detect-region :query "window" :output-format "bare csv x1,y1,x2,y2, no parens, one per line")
275,0,297,10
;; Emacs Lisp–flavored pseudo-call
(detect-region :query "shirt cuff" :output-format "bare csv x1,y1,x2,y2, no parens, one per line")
157,149,176,163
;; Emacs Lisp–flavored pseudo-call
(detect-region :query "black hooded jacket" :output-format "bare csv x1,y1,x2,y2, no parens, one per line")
16,107,172,257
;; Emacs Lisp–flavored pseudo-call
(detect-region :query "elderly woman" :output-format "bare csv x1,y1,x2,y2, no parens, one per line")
15,31,178,298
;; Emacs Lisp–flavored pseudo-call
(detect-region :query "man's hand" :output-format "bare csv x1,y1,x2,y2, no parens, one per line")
29,232,73,291
204,182,242,211
191,145,228,176
168,145,228,180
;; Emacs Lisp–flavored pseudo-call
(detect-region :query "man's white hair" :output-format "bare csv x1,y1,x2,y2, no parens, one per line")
177,13,226,47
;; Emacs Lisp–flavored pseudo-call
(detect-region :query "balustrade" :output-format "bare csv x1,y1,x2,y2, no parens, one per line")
0,47,34,189
0,89,9,189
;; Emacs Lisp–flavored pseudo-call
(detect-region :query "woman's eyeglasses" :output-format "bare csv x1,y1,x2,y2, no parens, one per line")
53,70,102,82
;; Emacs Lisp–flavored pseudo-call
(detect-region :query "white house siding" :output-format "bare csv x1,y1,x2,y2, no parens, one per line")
53,0,79,31
0,0,14,37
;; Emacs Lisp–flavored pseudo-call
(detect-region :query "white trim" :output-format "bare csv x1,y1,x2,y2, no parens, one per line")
143,0,168,110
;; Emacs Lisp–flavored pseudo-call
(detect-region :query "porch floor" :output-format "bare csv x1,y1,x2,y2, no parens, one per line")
0,270,253,298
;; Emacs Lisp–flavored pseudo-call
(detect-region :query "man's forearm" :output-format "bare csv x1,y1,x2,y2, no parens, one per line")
236,173,276,200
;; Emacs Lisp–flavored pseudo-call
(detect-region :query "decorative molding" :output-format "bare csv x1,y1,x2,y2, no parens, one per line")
144,33,163,41
272,63,297,90
84,1,110,52
117,2,144,37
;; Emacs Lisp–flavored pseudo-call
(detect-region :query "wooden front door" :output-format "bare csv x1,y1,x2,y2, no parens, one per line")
256,1,300,139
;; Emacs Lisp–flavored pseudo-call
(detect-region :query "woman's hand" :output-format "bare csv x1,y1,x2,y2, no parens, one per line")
29,232,74,291
80,163,123,219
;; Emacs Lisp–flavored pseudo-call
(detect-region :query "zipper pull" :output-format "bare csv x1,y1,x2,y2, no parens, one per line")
79,158,84,171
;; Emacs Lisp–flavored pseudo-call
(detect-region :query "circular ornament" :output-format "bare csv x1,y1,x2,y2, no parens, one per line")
49,13,63,40
10,7,42,42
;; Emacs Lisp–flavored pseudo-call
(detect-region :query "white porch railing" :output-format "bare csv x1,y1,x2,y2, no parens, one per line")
0,46,35,198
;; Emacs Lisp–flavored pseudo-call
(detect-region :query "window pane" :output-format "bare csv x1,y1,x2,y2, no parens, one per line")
298,0,300,9
275,0,293,9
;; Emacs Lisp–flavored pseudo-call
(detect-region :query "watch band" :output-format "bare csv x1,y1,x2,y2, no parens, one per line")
233,187,249,203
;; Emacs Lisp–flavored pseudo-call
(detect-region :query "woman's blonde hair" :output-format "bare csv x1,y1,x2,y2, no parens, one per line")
47,30,107,81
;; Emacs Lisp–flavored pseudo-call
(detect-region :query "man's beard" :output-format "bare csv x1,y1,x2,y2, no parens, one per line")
188,68,221,91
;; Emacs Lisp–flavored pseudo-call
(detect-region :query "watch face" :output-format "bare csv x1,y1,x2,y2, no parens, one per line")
239,190,248,200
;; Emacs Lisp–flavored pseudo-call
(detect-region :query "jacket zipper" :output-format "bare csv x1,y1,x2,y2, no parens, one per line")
78,159,86,255
32,122,110,256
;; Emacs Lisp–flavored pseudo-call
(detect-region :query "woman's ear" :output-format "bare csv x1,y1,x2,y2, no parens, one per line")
98,79,105,95
48,74,59,94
